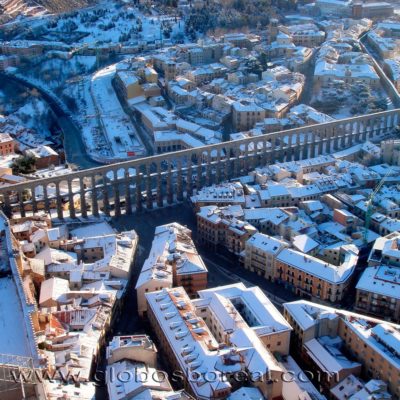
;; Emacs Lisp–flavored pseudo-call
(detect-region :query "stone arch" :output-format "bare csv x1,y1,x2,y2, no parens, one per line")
58,179,69,211
80,176,90,217
21,187,34,214
44,182,57,215
125,167,136,211
53,179,67,219
116,167,126,182
88,174,101,217
252,139,264,169
392,111,399,128
32,184,44,212
193,151,205,191
69,177,81,215
98,172,110,216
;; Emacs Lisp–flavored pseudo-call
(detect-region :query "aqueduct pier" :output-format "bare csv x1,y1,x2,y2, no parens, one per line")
1,109,399,219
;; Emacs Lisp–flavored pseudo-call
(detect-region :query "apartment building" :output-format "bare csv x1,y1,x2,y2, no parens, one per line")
135,223,207,317
316,0,352,17
357,231,400,322
106,334,157,367
285,24,326,47
154,131,204,153
283,300,400,397
223,33,260,49
339,317,400,397
0,41,44,57
114,70,144,100
196,205,257,255
244,232,288,280
185,64,227,85
146,286,285,400
232,101,266,131
106,334,193,400
152,55,177,80
0,132,15,156
193,283,292,355
275,245,358,302
367,31,400,59
314,61,380,91
381,140,400,166
383,59,400,91
368,232,400,268
191,183,246,211
352,2,394,19
355,265,400,323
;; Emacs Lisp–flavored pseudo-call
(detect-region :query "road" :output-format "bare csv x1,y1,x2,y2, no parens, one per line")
113,80,155,156
110,202,298,337
359,33,400,108
299,53,317,106
200,254,294,309
91,202,297,397
1,73,100,170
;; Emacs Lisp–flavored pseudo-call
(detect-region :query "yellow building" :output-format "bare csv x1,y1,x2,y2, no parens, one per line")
114,71,143,100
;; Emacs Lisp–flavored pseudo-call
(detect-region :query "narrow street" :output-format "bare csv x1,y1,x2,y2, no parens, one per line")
110,202,299,338
360,33,400,108
92,202,300,397
299,56,316,105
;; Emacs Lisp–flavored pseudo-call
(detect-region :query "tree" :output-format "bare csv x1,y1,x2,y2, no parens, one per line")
244,57,263,78
258,52,269,70
233,0,245,11
11,155,36,175
373,98,387,112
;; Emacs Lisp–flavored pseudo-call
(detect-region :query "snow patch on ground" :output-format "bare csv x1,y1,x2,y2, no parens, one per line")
91,64,146,160
70,222,115,238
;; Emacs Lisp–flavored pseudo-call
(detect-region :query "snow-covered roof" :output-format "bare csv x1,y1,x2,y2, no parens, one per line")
146,286,282,399
194,283,292,336
292,234,319,254
347,320,400,368
245,207,289,225
304,337,361,375
285,300,400,367
39,277,69,306
356,265,400,299
246,232,287,255
349,380,391,400
107,361,172,400
227,387,264,400
283,300,338,331
35,246,77,266
116,70,139,87
330,375,364,400
26,145,58,158
191,183,245,205
135,223,206,290
70,222,115,239
277,247,357,284
315,60,379,80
